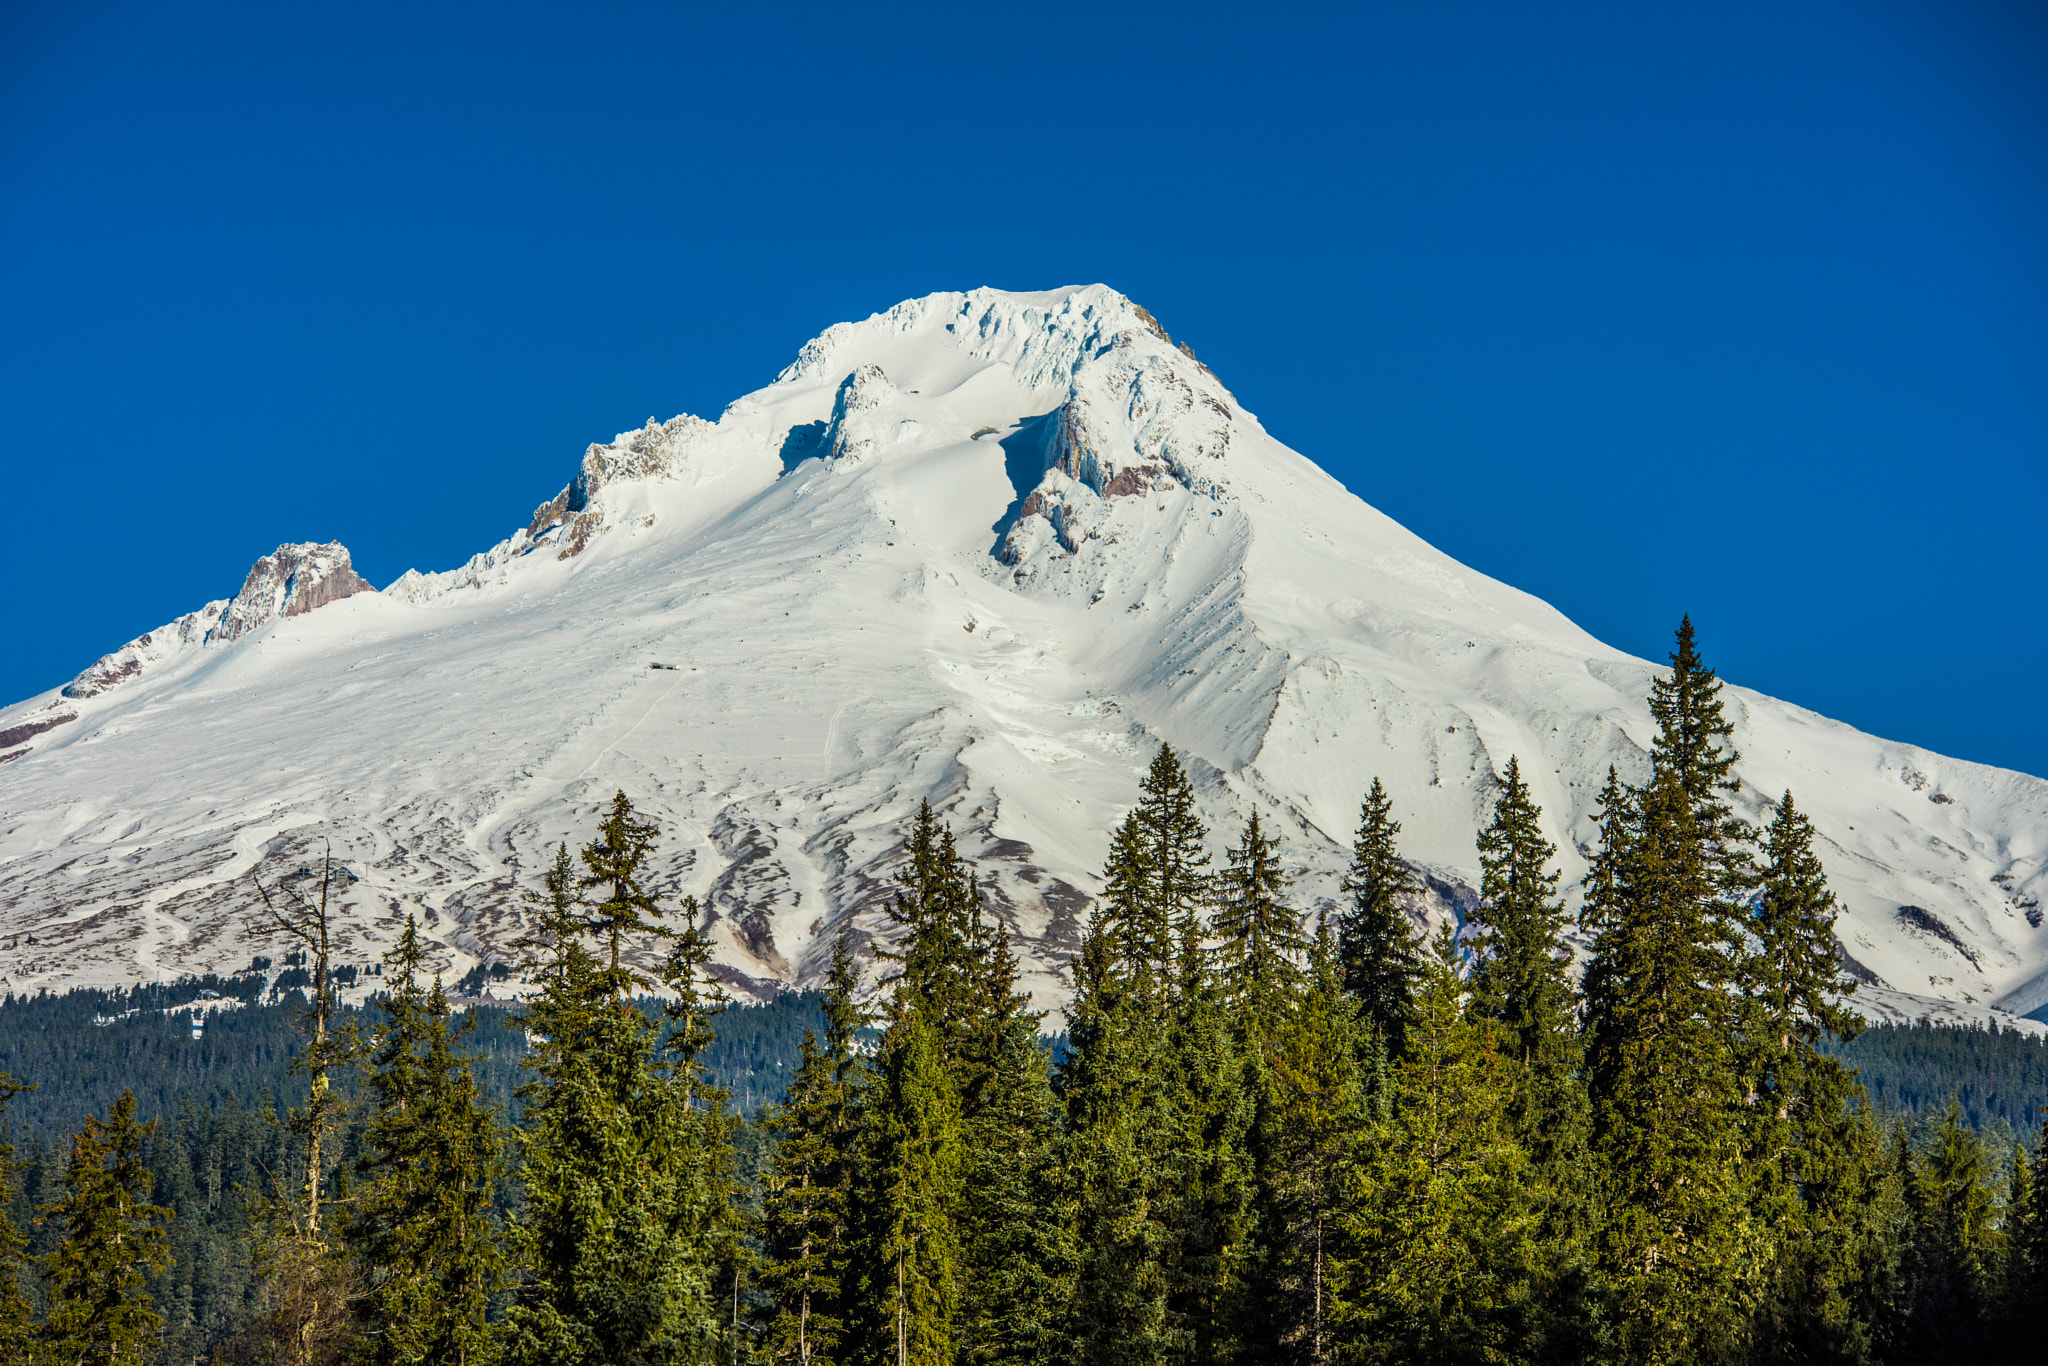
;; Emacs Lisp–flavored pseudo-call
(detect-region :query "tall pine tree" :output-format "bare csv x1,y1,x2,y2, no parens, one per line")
1337,925,1534,1365
1056,864,1175,1364
1212,810,1307,1045
862,1012,963,1366
1337,778,1422,1059
1256,915,1369,1364
502,817,722,1366
40,1091,172,1366
1469,756,1594,1364
0,1076,35,1366
1582,620,1761,1363
346,914,507,1366
1135,746,1214,999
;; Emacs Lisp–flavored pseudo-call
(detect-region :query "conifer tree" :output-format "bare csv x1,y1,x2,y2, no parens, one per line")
878,803,978,1053
502,821,721,1366
1098,813,1168,1000
1582,762,1758,1363
347,914,507,1366
1156,969,1256,1365
955,916,1064,1362
762,1029,848,1366
1212,810,1306,1045
579,788,676,997
661,904,752,1366
1256,915,1368,1364
1897,1101,1998,1357
1336,778,1421,1058
1469,757,1595,1361
1468,756,1573,1065
1134,746,1215,997
1744,793,1862,1138
1119,758,1254,1364
40,1091,173,1366
0,1076,36,1366
1578,764,1634,921
1056,863,1175,1364
760,929,868,1365
1741,790,1874,1359
1580,623,1764,1363
864,1012,963,1366
1647,616,1753,892
1337,925,1533,1365
2002,1124,2048,1346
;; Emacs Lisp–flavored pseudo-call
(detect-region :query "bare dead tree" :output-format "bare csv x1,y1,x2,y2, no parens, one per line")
251,839,355,1241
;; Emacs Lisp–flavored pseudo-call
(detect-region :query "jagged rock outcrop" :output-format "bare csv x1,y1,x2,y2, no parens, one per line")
206,543,375,644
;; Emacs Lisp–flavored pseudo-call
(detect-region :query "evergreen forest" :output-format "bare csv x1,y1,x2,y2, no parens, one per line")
1,619,2045,1365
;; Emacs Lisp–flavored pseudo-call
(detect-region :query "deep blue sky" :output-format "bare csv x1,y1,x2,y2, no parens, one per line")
4,1,2044,776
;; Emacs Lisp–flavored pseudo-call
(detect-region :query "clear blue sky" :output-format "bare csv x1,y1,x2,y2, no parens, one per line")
4,1,2044,777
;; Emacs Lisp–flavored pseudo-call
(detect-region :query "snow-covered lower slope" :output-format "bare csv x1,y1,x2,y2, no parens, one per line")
2,286,2043,1029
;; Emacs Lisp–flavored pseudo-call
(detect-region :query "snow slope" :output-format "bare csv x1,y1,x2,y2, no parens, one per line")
2,285,2043,1029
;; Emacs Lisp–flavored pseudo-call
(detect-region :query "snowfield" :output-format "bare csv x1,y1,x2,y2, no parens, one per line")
1,285,2043,1030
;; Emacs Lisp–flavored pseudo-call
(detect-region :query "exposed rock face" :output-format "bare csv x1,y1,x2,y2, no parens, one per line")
206,543,376,644
524,415,717,558
0,713,74,749
819,364,898,463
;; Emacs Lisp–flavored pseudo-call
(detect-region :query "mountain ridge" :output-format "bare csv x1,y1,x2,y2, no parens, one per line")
2,285,2043,1031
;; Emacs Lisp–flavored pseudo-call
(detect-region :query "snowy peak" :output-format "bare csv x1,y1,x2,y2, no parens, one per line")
1,287,2044,1037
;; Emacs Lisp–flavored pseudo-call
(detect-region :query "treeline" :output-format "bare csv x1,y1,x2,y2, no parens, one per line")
0,978,821,1151
1832,1020,2048,1133
2,619,2045,1364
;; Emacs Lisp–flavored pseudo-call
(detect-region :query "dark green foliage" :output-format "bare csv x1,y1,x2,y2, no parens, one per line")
1054,900,1174,1365
1469,757,1595,1362
1255,916,1368,1363
759,1030,846,1366
1581,623,1762,1361
501,822,723,1366
16,621,2048,1364
1157,967,1255,1365
1135,747,1215,996
345,915,507,1366
40,1090,172,1366
1894,1102,1999,1358
1337,778,1422,1058
876,803,979,1052
1098,814,1168,1000
1647,614,1754,896
0,1076,34,1366
1212,810,1306,1045
2005,1126,2048,1344
955,918,1063,1362
1469,756,1573,1066
1337,925,1535,1364
860,1012,962,1366
1828,1022,2048,1132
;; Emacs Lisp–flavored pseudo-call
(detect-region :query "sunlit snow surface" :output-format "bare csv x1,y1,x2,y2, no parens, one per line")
2,286,2044,1030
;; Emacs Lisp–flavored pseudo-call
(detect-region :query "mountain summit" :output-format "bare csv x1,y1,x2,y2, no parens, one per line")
2,286,2043,1026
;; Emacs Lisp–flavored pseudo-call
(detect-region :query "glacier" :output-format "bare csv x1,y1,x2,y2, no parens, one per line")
1,284,2043,1029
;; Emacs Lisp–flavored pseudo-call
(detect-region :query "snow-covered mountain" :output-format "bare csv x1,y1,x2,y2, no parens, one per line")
3,285,2044,1028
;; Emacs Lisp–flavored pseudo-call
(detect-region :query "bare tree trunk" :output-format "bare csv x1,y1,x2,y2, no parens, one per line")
253,841,344,1240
